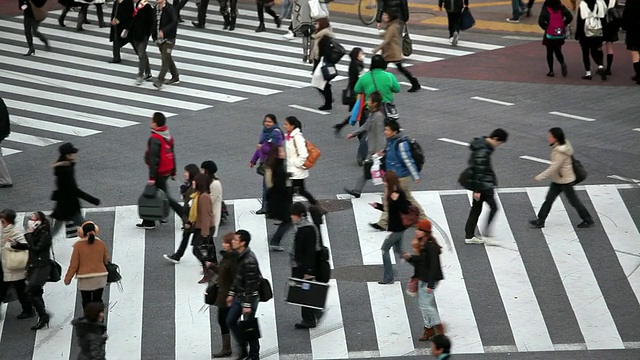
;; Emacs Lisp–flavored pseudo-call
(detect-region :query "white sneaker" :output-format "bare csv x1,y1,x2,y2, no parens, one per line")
452,32,459,46
163,254,179,264
465,236,485,244
135,76,143,85
283,30,295,40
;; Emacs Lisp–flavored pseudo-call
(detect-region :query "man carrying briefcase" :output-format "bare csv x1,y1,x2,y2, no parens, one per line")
137,112,183,230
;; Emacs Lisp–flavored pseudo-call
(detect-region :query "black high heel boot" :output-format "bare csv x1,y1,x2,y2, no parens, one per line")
58,7,70,27
228,16,236,31
30,297,50,330
31,317,50,330
24,48,35,56
223,15,230,30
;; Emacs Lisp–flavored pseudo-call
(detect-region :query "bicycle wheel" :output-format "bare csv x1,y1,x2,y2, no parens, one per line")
358,0,377,25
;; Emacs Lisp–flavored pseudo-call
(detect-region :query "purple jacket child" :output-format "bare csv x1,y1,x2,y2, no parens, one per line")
250,124,284,165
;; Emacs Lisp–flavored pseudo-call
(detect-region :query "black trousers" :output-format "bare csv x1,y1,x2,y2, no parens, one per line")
257,0,278,24
269,221,292,246
389,61,415,82
536,182,592,222
173,0,189,17
219,0,238,16
579,38,604,71
80,288,105,309
464,188,498,239
0,279,31,313
316,83,332,107
112,29,127,61
546,44,565,71
197,0,211,25
141,175,184,226
217,306,230,334
446,11,461,37
290,179,317,205
23,12,47,50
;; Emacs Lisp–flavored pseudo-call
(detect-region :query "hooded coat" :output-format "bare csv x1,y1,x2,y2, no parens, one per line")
1,224,28,282
51,161,100,221
534,141,576,184
72,317,107,360
145,125,176,180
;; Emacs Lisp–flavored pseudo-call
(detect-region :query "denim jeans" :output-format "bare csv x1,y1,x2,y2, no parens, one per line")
260,176,268,211
381,231,404,283
133,38,150,77
227,298,260,359
511,0,525,19
418,281,441,328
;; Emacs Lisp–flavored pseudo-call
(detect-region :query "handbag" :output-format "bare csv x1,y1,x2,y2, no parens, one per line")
572,156,587,184
256,162,266,176
458,167,474,190
259,278,273,302
401,203,420,228
240,316,261,341
309,0,328,19
342,87,355,105
105,262,122,283
2,245,28,271
460,8,475,31
48,246,62,283
321,62,338,81
204,283,218,305
402,26,413,57
27,0,48,22
363,159,373,180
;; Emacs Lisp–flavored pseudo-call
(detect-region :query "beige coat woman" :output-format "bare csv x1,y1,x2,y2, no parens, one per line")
1,224,28,282
534,142,576,184
374,19,402,62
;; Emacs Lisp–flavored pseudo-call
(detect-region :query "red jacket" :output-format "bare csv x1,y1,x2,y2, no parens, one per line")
145,126,176,180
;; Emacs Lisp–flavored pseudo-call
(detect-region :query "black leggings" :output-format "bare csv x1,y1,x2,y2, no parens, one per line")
218,306,230,334
545,44,565,71
80,288,105,309
579,39,603,71
390,61,415,82
290,179,317,205
446,11,461,37
257,1,277,24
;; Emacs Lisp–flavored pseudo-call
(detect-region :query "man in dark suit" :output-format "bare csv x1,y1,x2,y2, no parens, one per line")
152,0,180,89
0,98,12,188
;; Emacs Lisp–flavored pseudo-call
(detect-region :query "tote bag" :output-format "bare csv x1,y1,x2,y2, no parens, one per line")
460,8,475,31
2,246,28,271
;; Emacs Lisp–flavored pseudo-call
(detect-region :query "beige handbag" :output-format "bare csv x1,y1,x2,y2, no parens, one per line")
2,245,29,271
27,0,48,22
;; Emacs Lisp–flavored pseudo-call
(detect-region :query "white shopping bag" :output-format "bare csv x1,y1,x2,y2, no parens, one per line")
309,0,328,19
311,59,327,89
370,155,384,186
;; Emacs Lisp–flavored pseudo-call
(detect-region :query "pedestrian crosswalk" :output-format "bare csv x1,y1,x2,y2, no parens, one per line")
1,184,639,359
0,4,504,157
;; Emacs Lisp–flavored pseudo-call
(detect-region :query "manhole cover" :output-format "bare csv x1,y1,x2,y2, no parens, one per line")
316,199,352,213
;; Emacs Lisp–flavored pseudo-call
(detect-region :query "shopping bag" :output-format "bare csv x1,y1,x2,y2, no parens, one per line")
349,94,365,126
370,155,384,186
460,8,475,31
309,0,327,19
311,62,327,89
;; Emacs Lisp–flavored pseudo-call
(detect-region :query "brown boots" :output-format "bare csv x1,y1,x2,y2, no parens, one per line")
212,334,232,358
418,323,446,342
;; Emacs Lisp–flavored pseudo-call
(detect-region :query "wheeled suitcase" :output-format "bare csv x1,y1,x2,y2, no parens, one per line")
285,277,329,310
137,185,170,221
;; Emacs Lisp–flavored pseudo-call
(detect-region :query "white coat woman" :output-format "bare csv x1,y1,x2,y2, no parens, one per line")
0,208,33,319
284,116,318,205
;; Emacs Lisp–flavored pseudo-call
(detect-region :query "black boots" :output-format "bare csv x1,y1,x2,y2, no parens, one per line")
97,4,106,28
223,15,230,30
58,7,70,27
30,297,49,330
408,77,421,92
229,16,236,31
255,23,266,32
24,48,35,56
212,334,232,358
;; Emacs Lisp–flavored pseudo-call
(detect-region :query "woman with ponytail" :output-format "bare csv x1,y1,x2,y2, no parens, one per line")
64,221,110,309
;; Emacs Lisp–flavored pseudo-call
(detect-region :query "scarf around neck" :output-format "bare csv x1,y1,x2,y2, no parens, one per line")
259,126,282,145
311,28,335,61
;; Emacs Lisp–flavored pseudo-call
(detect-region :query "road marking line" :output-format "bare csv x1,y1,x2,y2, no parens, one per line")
520,155,551,164
549,111,596,122
11,115,101,136
5,132,61,146
633,128,639,132
484,345,519,353
437,138,470,146
607,175,640,183
553,343,588,351
502,35,541,40
471,96,514,106
399,82,439,91
1,147,22,156
288,105,330,115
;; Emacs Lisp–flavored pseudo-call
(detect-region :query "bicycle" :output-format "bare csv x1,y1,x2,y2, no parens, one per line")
358,0,378,25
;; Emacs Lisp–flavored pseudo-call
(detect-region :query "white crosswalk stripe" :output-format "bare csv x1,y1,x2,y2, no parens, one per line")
0,5,503,156
1,184,639,359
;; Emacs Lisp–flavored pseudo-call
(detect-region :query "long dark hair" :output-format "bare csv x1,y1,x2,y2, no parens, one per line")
384,171,401,201
194,173,210,194
315,17,330,32
285,116,302,130
33,211,51,233
265,145,281,170
549,127,566,145
424,233,443,254
543,0,562,10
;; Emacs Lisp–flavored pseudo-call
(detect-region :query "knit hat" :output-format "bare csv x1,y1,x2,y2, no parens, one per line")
200,160,217,175
417,219,432,233
59,142,79,156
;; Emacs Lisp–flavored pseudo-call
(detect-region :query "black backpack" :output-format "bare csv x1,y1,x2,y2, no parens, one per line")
396,137,425,172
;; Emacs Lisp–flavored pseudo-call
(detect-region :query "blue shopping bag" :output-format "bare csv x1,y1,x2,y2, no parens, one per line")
349,94,365,126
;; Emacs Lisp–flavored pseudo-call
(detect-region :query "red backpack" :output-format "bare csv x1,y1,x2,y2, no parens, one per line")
149,133,175,176
546,7,566,39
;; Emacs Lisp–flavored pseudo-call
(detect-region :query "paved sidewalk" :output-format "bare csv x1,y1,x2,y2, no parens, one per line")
0,0,576,34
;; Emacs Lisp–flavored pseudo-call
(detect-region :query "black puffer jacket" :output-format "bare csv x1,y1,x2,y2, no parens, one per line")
376,0,409,23
292,221,318,277
13,224,52,269
228,248,261,308
72,318,107,360
0,98,9,142
466,137,497,192
407,239,444,288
